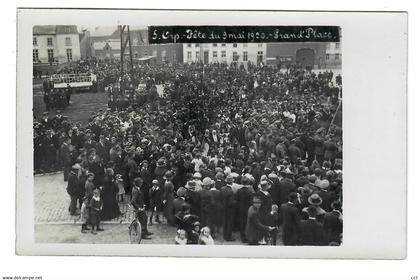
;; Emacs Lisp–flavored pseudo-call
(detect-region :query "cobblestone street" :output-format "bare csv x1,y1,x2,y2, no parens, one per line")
34,173,250,245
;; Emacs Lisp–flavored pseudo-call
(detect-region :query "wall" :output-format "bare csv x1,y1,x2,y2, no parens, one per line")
33,34,81,63
132,44,183,64
183,43,266,65
266,42,328,69
56,34,81,62
325,42,342,69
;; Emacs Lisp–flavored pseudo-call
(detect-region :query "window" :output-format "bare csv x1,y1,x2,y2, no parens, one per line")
243,51,248,61
47,37,53,46
33,37,37,46
221,51,226,58
243,43,248,48
161,50,167,62
33,49,39,62
47,49,54,62
233,43,237,48
187,43,192,48
335,53,340,60
66,49,73,61
258,43,263,47
213,43,217,47
326,54,330,60
195,51,200,61
221,43,226,47
195,43,200,47
335,43,340,49
65,37,72,46
257,51,264,63
187,51,192,61
233,51,238,61
212,51,218,58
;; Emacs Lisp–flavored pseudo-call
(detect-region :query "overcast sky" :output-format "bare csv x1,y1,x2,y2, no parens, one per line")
77,25,146,35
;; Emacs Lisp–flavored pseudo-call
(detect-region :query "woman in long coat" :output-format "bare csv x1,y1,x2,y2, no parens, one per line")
162,171,175,226
100,168,121,221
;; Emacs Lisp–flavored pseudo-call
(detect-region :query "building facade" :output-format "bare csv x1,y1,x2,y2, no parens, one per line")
325,42,342,69
266,42,330,69
182,43,266,65
81,27,183,64
33,25,81,64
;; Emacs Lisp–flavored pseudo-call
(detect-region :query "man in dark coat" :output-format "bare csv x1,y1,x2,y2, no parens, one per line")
280,192,301,245
220,174,236,241
173,187,189,215
209,180,223,237
66,166,82,215
235,176,254,243
198,177,213,227
298,205,325,246
131,177,153,239
323,201,343,245
278,172,297,205
257,179,273,224
245,195,273,245
60,137,72,181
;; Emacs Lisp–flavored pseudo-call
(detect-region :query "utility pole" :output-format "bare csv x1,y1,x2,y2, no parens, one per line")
118,25,134,93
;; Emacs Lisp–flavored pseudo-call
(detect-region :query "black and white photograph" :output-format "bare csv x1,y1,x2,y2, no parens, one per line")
15,9,407,260
30,23,343,247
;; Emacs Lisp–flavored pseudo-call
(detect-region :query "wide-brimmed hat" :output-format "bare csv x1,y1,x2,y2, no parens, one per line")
215,172,225,180
318,179,330,190
308,193,323,206
300,186,313,196
308,175,317,183
202,177,214,186
193,172,202,179
163,171,173,180
156,158,166,167
225,174,234,183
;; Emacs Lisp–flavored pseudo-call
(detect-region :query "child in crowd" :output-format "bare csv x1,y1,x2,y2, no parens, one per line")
149,179,162,225
199,226,214,245
266,204,279,245
89,189,103,235
80,197,90,233
116,174,125,202
175,229,187,245
189,221,201,244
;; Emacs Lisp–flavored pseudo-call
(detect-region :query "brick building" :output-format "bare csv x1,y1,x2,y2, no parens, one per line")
266,42,331,69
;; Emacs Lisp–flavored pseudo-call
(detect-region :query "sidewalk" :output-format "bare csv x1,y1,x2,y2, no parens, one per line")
34,173,135,224
34,173,281,245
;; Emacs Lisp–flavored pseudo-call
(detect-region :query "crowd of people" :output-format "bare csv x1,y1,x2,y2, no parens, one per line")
34,60,343,245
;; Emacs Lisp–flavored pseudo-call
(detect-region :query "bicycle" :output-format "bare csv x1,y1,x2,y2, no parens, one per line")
128,207,143,244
